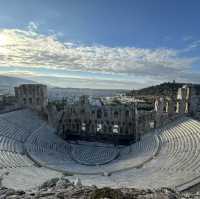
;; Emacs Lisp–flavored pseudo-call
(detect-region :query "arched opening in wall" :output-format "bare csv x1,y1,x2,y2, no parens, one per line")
85,123,89,132
174,106,177,112
62,125,65,133
114,111,118,119
80,109,85,115
73,109,76,115
29,97,32,104
103,125,107,133
104,110,108,117
36,97,40,105
125,110,129,118
188,102,190,112
76,122,80,132
125,127,129,134
23,98,26,104
23,87,27,95
113,124,119,134
149,121,155,129
36,87,40,95
15,90,19,98
120,126,123,134
97,123,102,133
109,126,112,133
97,109,102,119
72,124,76,132
81,122,86,132
90,124,94,133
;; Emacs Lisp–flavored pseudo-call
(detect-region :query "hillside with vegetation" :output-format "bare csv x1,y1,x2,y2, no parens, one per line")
128,82,200,97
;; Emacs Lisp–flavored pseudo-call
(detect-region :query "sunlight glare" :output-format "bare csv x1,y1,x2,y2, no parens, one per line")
0,34,7,46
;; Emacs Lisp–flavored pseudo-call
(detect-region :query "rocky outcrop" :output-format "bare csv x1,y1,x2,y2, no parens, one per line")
1,177,200,198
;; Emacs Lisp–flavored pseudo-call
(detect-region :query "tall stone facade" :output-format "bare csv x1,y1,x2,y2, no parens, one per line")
154,84,197,127
188,85,200,119
59,96,139,143
13,83,199,144
14,84,48,111
57,84,199,144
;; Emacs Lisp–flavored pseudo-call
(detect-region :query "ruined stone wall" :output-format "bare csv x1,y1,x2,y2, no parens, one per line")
60,96,138,141
58,84,200,143
137,110,156,136
154,84,200,128
45,104,64,128
188,86,200,119
14,84,48,111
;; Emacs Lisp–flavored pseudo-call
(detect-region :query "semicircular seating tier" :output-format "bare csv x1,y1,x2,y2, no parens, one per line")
0,109,44,142
25,123,159,174
0,109,62,190
1,109,200,191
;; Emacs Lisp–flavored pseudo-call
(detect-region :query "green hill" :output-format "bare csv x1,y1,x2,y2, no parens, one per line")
128,82,200,97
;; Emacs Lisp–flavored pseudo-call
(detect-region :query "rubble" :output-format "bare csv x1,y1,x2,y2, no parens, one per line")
1,178,200,199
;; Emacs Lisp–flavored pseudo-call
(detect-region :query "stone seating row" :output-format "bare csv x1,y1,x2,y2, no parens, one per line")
156,118,200,173
0,119,28,142
100,118,200,190
173,120,200,172
26,124,70,153
27,131,158,173
0,151,33,168
109,117,200,190
25,119,159,173
0,136,23,154
116,134,159,163
0,109,44,133
26,126,159,173
18,111,200,190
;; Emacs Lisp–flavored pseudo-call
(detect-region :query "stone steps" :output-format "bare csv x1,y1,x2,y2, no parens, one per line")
0,151,33,168
1,109,200,191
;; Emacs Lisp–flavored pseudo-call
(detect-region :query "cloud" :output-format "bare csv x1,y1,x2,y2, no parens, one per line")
0,70,144,89
0,23,199,88
187,40,200,50
183,35,193,42
183,38,200,52
27,21,39,32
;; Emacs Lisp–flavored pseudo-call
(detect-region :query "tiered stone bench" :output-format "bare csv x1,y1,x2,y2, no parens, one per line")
0,109,44,133
25,126,160,175
0,119,28,142
1,109,200,191
0,136,23,153
107,117,200,190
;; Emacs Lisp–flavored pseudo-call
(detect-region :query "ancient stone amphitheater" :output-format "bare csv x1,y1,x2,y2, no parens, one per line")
0,108,200,191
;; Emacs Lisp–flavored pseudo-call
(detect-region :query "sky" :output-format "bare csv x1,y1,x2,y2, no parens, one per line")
0,0,199,89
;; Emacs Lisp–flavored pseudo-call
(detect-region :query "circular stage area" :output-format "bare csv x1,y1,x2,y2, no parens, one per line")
70,143,119,166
